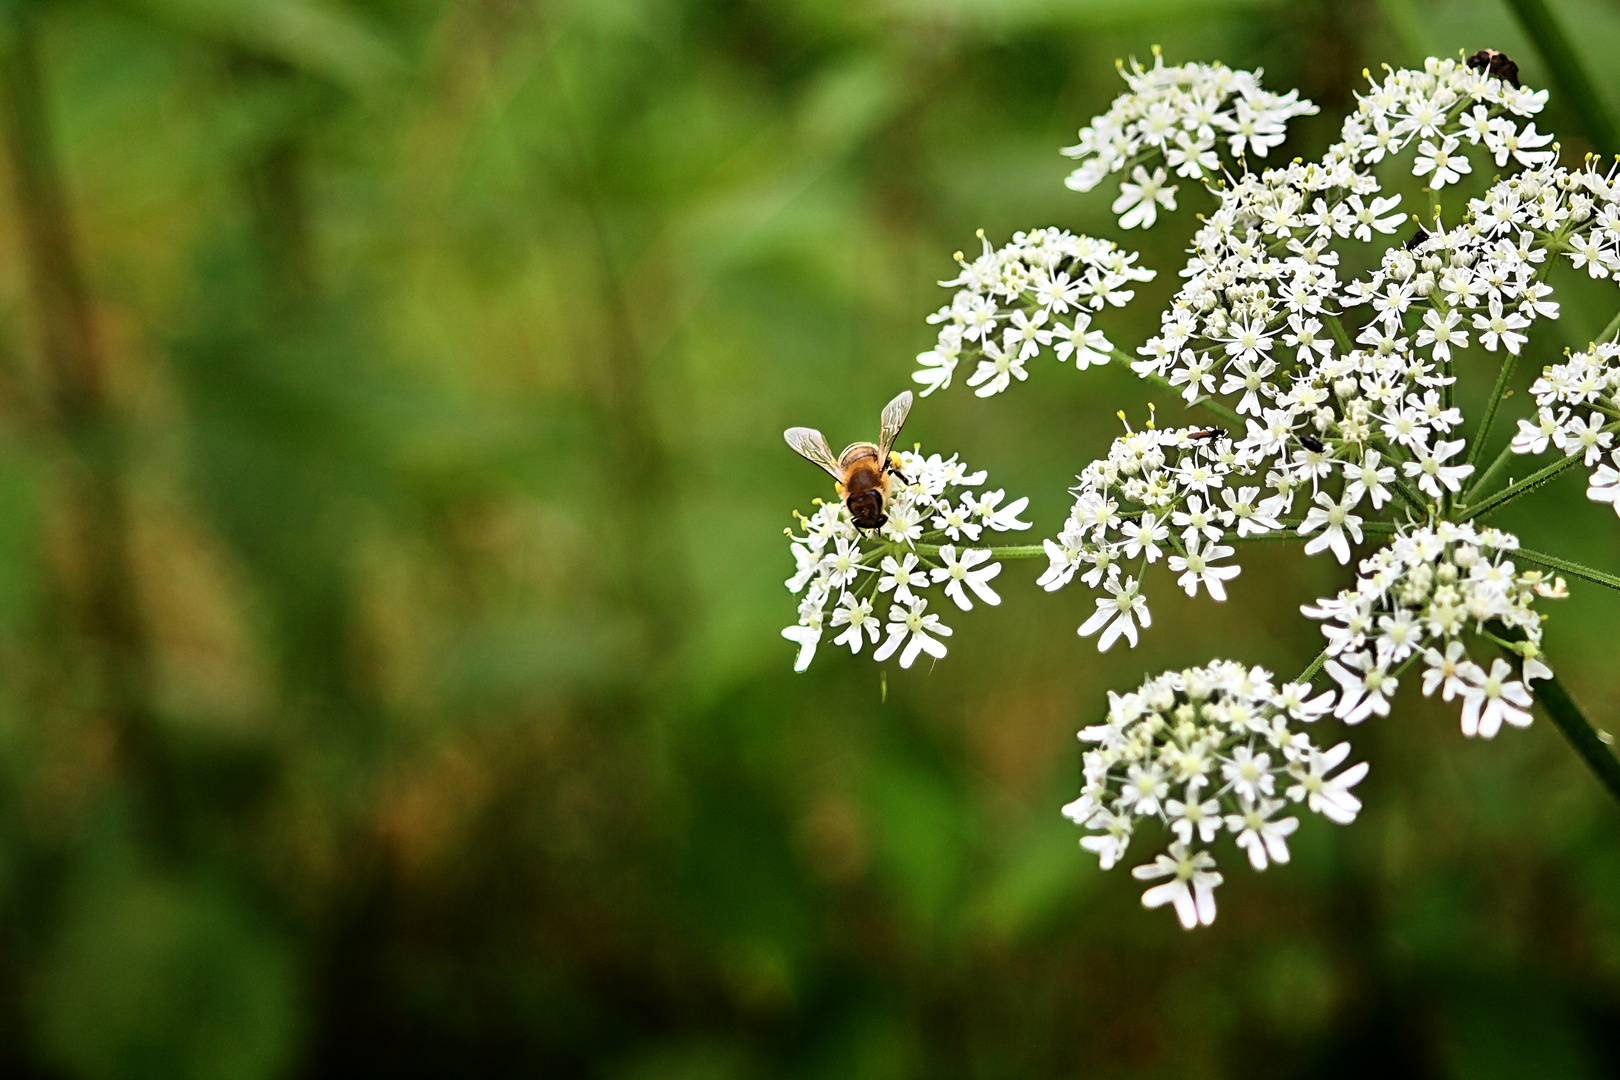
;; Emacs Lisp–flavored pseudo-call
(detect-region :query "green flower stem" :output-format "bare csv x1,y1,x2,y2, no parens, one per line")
1502,0,1620,155
1511,547,1620,592
1456,424,1620,521
1462,438,1518,504
1114,351,1246,429
1597,305,1620,346
1458,452,1579,521
1326,313,1354,353
1293,646,1330,685
1466,352,1517,473
911,543,1046,559
1233,520,1398,543
1495,640,1620,807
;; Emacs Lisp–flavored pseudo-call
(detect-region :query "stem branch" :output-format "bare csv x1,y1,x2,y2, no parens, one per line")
1511,547,1620,592
1467,353,1516,473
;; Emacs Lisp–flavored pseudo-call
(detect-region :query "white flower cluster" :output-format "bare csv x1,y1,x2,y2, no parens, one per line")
1062,661,1365,929
1053,157,1620,652
1039,423,1261,651
1131,55,1552,408
1302,523,1563,736
913,228,1154,397
1520,340,1620,514
1338,56,1550,182
1060,52,1318,229
783,448,1030,671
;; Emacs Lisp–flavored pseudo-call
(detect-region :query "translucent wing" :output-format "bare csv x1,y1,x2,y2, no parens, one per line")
784,426,844,480
877,391,913,457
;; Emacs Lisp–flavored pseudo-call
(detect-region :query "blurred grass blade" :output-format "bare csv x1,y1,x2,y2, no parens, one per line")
113,0,398,90
881,0,1287,28
1502,0,1619,153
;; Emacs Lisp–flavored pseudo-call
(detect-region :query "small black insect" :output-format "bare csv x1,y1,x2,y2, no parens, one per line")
1467,49,1520,88
1188,428,1223,442
1299,434,1325,453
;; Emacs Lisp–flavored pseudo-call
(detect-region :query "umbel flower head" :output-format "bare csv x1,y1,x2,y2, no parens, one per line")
1063,661,1363,928
781,48,1620,929
1303,522,1561,734
783,448,1030,672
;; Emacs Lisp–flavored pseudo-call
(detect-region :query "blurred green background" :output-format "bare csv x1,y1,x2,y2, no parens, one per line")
0,0,1619,1077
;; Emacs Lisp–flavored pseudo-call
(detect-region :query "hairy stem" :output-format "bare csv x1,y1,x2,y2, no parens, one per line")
911,543,1046,559
1326,313,1354,354
1597,305,1620,346
1455,425,1620,521
1293,646,1330,685
1512,547,1620,592
1466,352,1516,473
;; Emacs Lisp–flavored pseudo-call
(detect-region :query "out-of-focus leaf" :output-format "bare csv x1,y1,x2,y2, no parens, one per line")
35,857,300,1080
966,812,1091,942
111,0,397,89
881,0,1287,30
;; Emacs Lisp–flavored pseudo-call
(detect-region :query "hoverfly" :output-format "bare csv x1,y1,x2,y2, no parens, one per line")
784,391,914,531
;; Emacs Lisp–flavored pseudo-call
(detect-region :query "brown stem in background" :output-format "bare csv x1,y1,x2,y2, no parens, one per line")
0,5,152,750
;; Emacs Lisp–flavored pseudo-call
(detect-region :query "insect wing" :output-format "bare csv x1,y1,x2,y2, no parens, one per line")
784,426,844,480
876,391,913,457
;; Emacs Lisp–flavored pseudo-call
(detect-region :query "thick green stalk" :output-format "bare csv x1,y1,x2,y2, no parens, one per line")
1326,313,1354,353
1511,547,1620,592
1503,647,1620,805
1293,646,1330,685
1596,305,1620,346
1502,0,1620,154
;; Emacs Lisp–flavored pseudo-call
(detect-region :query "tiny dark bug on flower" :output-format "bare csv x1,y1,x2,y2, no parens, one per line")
1467,49,1520,88
1299,434,1326,453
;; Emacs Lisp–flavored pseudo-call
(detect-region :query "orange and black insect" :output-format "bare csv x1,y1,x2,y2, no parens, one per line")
785,391,913,530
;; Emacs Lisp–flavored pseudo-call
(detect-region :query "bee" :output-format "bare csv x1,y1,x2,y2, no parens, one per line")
784,391,914,530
